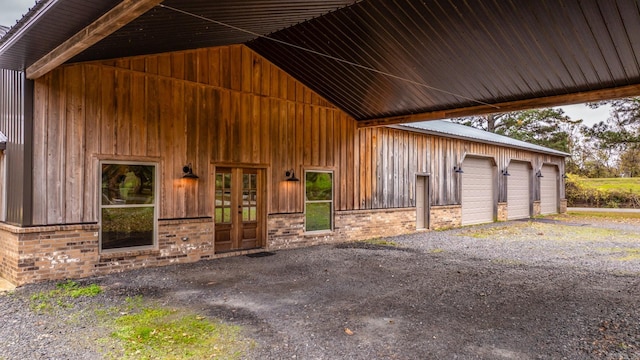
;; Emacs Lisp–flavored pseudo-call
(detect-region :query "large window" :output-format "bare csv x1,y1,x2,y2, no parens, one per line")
100,162,156,251
305,171,333,232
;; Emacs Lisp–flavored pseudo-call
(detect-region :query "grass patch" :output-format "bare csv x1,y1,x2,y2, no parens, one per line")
108,306,250,359
30,280,102,313
579,178,640,193
362,238,398,247
566,211,640,220
429,248,445,254
598,248,640,261
459,222,636,243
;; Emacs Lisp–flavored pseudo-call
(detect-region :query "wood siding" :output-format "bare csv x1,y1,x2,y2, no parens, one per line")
354,128,566,208
32,45,356,224
30,44,565,226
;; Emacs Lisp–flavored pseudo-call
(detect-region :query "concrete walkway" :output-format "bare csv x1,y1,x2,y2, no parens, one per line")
568,207,640,213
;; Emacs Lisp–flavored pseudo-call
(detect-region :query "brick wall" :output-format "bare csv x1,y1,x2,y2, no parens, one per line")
560,199,567,214
497,202,508,221
533,201,541,216
429,205,462,230
268,208,416,250
0,218,222,286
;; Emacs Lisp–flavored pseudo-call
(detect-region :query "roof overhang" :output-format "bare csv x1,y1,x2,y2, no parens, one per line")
1,0,639,127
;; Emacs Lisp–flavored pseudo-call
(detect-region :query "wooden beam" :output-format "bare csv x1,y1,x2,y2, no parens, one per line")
26,0,163,79
357,84,640,128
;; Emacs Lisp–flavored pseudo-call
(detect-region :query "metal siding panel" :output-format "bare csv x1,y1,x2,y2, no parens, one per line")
0,69,33,225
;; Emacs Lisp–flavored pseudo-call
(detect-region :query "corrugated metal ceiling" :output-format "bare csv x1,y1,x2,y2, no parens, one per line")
248,0,640,121
1,0,639,123
70,0,359,63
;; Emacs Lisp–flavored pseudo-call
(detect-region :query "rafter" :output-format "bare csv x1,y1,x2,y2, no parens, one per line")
26,0,163,79
358,84,640,128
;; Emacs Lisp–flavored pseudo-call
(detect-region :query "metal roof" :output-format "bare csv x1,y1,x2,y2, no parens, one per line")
248,0,640,121
0,0,122,70
396,121,570,157
1,0,639,125
69,0,357,63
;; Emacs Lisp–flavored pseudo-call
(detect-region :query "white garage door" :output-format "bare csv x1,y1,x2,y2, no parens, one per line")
507,162,530,220
540,165,558,215
461,157,494,225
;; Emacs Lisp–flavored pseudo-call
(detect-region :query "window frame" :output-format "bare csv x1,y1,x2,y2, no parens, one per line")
98,160,158,253
304,170,334,233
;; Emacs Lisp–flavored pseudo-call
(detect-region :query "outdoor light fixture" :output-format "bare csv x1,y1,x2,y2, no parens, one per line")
562,173,568,179
454,166,464,174
285,169,300,182
182,163,199,179
536,170,543,178
502,169,511,176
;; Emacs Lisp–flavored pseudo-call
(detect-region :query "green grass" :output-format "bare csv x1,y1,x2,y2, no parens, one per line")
362,238,398,247
459,222,637,243
566,211,640,219
30,280,102,312
109,307,251,359
598,247,640,261
579,177,640,193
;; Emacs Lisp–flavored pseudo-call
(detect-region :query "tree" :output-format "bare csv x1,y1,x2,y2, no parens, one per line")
583,97,640,177
619,146,640,177
452,108,582,153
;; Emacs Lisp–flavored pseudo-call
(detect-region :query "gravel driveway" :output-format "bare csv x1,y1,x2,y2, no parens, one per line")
1,214,639,359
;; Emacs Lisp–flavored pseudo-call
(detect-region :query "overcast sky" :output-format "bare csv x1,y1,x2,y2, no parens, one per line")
0,0,614,126
0,0,34,28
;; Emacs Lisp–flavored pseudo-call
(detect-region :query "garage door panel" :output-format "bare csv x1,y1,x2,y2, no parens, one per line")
461,157,494,225
507,162,530,220
540,165,558,215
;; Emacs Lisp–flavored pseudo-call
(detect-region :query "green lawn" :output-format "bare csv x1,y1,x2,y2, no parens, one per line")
579,177,640,193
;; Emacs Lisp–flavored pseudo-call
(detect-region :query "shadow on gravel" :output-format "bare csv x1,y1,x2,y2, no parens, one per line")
517,218,591,226
334,242,415,252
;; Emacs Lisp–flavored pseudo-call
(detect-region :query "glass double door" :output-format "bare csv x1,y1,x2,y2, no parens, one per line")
214,167,263,252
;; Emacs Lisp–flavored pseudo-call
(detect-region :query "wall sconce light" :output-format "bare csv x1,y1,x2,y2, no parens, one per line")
536,170,543,178
182,163,199,179
285,169,300,182
502,169,511,176
454,166,464,174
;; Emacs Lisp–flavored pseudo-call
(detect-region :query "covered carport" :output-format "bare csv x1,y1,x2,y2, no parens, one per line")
1,0,639,124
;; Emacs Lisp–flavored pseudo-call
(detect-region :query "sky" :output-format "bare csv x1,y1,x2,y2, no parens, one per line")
0,0,34,28
0,0,617,127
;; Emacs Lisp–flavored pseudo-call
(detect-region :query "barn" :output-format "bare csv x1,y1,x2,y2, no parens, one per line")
0,0,638,285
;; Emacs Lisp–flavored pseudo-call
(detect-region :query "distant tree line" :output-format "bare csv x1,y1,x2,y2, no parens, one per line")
452,97,640,178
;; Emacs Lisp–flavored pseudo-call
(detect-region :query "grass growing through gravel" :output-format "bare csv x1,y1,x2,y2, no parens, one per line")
108,307,249,359
30,280,102,312
598,248,640,261
362,238,398,247
566,211,640,220
459,222,637,243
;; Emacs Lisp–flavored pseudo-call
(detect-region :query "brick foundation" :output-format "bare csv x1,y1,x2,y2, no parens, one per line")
268,208,417,250
560,199,567,214
429,205,462,230
1,209,421,285
497,202,508,221
532,201,541,216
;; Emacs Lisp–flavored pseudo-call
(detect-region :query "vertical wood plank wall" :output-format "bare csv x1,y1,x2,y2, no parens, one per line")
354,127,566,208
30,44,565,226
32,45,356,224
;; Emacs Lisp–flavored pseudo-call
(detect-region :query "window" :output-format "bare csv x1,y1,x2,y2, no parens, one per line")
100,162,156,251
305,171,333,232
